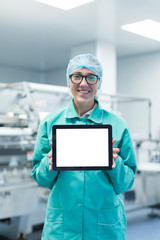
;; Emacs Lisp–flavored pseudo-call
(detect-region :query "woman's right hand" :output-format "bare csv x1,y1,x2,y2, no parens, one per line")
48,142,53,171
112,138,120,169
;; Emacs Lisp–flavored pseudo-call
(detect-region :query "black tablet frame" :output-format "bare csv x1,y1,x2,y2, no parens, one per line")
52,124,112,171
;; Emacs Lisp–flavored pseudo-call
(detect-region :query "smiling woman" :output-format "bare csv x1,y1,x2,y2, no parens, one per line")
70,68,99,117
32,53,137,240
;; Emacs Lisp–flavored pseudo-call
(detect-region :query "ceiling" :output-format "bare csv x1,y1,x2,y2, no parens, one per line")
0,0,160,71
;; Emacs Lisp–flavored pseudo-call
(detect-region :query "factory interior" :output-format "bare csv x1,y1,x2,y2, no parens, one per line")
0,0,160,239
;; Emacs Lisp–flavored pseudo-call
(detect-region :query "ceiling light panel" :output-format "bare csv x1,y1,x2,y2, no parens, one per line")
121,19,160,42
35,0,94,10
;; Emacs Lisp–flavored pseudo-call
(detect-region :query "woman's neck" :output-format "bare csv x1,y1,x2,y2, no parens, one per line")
73,99,95,117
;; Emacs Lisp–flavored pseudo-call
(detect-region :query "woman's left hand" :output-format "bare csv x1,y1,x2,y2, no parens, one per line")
47,142,53,171
112,138,120,169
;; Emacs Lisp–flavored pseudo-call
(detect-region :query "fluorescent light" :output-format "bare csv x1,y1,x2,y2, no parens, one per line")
35,0,94,10
121,19,160,42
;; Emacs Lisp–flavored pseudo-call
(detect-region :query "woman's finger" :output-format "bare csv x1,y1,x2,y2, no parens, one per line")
112,160,116,169
48,142,53,170
48,142,53,158
47,152,52,158
49,159,53,171
112,138,116,147
113,148,120,154
113,153,118,159
112,140,119,169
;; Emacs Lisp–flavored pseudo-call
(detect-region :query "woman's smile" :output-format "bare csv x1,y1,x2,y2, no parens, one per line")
77,89,91,95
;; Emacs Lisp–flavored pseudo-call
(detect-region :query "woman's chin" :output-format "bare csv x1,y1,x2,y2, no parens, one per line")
77,96,91,103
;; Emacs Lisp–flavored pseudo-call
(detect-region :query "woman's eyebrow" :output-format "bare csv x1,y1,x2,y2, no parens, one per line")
73,72,83,74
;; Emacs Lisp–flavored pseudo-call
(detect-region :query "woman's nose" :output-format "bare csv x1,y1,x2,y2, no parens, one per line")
79,77,88,86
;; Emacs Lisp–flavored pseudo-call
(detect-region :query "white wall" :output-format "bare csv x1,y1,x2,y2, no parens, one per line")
0,65,43,84
0,64,67,87
46,67,66,86
117,51,160,139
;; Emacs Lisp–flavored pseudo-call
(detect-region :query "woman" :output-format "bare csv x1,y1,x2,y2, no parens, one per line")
32,54,137,240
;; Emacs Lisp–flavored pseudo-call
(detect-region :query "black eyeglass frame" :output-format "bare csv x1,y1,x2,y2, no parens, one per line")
69,74,99,85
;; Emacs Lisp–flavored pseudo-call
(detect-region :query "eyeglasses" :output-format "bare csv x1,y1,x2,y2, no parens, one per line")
70,74,99,85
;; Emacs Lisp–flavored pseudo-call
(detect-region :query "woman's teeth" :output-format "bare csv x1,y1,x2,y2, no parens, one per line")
78,90,89,94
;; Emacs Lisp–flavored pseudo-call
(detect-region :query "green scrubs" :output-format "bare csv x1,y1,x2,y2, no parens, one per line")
32,99,137,240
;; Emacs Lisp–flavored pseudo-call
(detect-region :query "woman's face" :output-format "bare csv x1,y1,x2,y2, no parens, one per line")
70,68,99,105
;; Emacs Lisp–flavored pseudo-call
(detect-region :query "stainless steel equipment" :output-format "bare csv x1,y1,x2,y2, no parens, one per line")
0,82,71,239
124,139,160,211
100,93,160,212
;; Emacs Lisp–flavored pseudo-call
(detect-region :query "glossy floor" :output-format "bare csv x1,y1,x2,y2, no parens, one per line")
127,208,160,240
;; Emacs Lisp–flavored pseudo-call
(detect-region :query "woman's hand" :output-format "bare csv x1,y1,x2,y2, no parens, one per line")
112,138,120,169
48,142,53,171
48,140,120,170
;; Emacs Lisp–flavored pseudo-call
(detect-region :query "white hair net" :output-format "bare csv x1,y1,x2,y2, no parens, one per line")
66,54,103,90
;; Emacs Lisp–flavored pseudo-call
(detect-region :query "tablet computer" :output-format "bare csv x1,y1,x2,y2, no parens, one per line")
52,124,112,171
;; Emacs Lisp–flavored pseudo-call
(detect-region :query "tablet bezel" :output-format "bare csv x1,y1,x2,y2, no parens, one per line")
52,124,112,171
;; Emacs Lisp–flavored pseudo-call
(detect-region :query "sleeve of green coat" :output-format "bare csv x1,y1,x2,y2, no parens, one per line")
31,121,58,190
107,128,137,195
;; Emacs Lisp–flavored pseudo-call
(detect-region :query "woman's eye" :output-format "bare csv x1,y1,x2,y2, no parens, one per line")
74,75,81,79
87,75,97,81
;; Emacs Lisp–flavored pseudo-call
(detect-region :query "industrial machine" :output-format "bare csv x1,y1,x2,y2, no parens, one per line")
99,93,160,211
0,82,71,239
0,81,160,239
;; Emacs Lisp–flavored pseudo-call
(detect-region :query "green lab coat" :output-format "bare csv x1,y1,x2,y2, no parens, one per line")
32,99,137,240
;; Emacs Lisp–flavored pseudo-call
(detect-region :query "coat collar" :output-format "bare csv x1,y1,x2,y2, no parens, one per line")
65,99,103,124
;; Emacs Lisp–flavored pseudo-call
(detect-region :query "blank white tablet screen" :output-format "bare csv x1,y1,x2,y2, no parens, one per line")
56,128,109,167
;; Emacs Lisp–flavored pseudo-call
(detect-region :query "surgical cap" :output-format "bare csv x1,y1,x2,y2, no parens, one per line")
66,54,103,89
